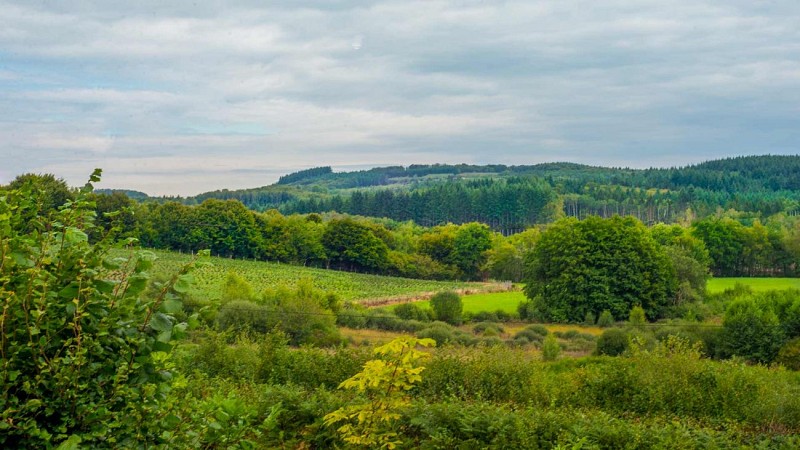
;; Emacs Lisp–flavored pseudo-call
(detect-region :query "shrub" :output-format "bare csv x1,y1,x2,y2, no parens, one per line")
336,302,369,329
430,290,463,325
216,300,272,332
595,328,630,356
417,322,476,346
597,310,615,328
719,297,785,364
512,325,549,346
394,302,432,321
472,322,505,336
324,337,435,449
777,337,800,371
629,305,647,326
541,334,561,361
471,311,499,322
517,299,537,321
584,311,596,325
417,323,458,345
0,170,201,447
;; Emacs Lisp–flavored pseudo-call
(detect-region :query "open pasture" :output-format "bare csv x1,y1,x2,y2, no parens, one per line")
707,277,800,293
407,290,526,314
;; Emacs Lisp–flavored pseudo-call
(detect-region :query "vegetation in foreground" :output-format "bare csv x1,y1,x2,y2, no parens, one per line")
3,171,800,448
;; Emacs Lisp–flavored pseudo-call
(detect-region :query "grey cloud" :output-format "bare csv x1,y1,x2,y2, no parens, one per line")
1,0,799,194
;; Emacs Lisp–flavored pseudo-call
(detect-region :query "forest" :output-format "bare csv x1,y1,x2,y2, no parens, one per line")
132,155,800,235
2,160,800,448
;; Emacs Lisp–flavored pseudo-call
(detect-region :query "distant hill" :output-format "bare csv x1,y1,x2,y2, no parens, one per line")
94,189,150,201
115,155,800,233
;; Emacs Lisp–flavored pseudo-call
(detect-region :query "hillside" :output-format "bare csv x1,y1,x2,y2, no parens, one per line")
139,249,506,303
146,155,800,233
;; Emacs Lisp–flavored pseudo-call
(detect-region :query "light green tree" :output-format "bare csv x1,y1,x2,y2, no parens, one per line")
324,337,435,449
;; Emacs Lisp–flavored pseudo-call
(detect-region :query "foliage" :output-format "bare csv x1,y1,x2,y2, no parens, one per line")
220,270,255,303
523,216,677,323
0,170,202,447
595,329,630,356
777,337,800,371
429,290,463,325
393,302,432,322
597,309,615,327
5,172,74,215
323,218,390,272
719,297,786,363
415,322,476,346
451,222,493,280
541,334,561,361
323,337,435,449
629,305,647,326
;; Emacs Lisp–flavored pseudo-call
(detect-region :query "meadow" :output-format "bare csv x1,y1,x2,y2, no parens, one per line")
706,277,800,293
399,290,526,314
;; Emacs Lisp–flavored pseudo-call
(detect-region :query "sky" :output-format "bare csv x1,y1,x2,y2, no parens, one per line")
1,0,799,196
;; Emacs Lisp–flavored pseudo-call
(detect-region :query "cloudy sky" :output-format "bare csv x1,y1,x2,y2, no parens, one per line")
2,1,799,195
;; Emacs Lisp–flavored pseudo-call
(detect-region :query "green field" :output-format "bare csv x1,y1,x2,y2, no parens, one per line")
406,278,800,315
707,277,800,293
130,249,502,302
404,290,527,314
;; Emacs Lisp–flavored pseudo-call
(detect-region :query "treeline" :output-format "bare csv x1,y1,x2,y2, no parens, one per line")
122,198,504,282
4,172,800,280
97,197,800,279
284,177,559,232
183,155,800,226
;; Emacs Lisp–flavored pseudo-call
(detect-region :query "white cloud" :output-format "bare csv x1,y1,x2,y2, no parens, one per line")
1,0,799,194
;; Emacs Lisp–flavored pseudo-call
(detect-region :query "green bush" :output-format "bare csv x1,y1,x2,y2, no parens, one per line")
541,334,562,361
216,300,272,332
719,297,785,363
393,302,433,321
777,337,800,371
513,324,549,346
472,322,505,336
597,309,615,328
430,290,464,325
517,299,537,321
336,302,369,328
629,305,647,326
0,171,201,447
417,322,476,346
595,328,630,356
584,311,596,325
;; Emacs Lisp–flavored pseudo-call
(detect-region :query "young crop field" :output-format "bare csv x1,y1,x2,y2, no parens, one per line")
124,248,503,302
707,277,800,293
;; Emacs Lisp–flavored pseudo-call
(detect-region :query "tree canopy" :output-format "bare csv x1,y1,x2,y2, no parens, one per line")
523,216,677,322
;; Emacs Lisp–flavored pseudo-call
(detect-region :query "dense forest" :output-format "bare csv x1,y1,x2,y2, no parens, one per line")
122,155,800,235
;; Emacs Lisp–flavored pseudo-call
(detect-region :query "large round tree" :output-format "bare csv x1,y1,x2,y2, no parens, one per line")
523,216,677,322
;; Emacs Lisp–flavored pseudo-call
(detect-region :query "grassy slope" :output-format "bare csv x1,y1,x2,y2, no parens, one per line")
136,248,501,302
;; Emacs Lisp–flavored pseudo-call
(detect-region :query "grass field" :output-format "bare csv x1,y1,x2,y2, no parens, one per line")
127,249,503,302
406,290,527,314
404,278,800,316
707,277,800,293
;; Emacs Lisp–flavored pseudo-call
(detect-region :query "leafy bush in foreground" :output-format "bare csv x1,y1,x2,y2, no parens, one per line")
0,171,201,448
